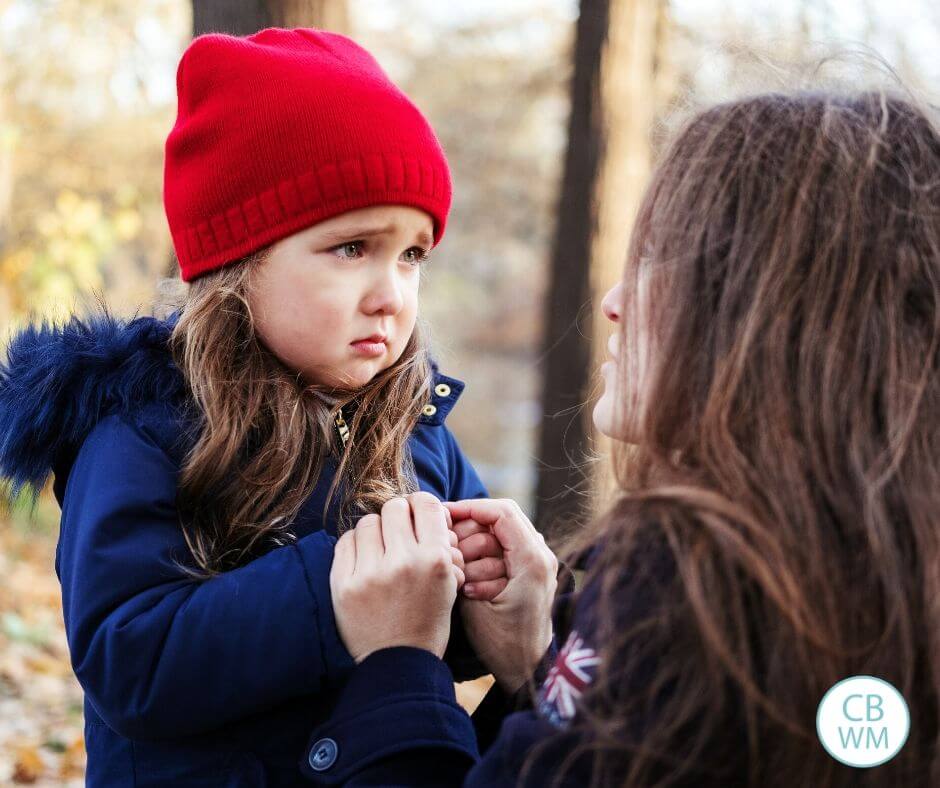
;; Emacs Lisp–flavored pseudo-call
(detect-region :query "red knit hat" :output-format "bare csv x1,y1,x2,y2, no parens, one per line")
163,28,452,282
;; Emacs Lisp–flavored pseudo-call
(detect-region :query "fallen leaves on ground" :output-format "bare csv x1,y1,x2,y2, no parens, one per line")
0,520,85,786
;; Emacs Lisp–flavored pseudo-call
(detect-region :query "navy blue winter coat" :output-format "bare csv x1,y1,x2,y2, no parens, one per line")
0,309,489,787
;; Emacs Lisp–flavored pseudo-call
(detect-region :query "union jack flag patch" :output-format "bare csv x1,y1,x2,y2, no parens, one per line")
537,630,600,727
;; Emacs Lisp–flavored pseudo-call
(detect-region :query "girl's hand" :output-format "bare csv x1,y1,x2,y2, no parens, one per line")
453,518,507,600
330,492,465,663
444,499,557,693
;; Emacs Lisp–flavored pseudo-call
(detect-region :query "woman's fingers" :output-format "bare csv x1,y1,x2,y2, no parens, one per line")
463,577,508,600
363,496,464,590
352,513,383,572
452,559,466,589
445,499,538,549
464,556,505,583
380,497,416,556
448,499,557,591
445,499,524,529
332,501,460,664
408,492,450,546
444,500,487,526
332,529,356,577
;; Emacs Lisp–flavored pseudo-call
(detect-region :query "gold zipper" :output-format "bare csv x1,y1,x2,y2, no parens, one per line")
334,407,350,449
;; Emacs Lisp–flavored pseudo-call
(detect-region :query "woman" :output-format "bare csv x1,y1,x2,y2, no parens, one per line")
303,88,940,786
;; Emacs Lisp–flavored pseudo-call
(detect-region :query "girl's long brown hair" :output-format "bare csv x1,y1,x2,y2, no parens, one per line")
547,90,940,786
159,250,431,575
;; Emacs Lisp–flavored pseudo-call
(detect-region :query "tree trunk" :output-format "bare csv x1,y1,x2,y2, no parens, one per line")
534,0,672,538
587,0,672,512
267,0,350,30
192,0,349,36
192,0,270,35
533,0,609,538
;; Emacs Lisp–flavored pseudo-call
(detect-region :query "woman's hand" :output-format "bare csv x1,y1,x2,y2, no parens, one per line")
445,498,558,693
330,492,465,663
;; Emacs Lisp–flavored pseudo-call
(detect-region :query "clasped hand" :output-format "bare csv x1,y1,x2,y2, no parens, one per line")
330,492,558,691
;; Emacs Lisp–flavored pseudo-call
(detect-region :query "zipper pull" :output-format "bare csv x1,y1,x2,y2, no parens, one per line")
334,407,350,449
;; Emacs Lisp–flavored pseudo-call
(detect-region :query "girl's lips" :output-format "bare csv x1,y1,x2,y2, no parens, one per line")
350,340,386,358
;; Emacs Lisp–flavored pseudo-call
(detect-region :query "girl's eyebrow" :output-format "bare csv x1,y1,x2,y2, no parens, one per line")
318,225,433,247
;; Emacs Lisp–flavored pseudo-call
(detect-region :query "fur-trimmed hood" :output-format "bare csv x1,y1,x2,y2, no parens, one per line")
0,309,187,502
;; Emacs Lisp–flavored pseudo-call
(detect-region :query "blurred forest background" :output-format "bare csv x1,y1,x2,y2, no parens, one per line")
0,0,938,783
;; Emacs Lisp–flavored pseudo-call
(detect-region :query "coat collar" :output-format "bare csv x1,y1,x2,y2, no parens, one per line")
420,365,464,426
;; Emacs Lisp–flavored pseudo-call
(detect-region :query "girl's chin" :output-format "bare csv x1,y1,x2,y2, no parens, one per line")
304,363,379,392
341,356,398,390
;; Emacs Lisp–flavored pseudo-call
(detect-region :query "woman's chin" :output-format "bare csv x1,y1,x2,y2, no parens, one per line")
593,395,635,443
592,397,616,439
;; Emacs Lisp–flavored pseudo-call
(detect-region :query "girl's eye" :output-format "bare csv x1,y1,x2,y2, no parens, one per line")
402,246,431,266
333,241,365,260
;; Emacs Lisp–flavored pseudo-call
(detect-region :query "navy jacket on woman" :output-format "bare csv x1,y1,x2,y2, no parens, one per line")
0,309,488,787
297,540,687,787
297,574,603,786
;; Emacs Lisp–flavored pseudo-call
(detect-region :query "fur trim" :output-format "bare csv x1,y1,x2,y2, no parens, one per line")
0,309,184,501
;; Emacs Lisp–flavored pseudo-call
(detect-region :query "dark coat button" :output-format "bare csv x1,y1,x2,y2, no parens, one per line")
308,738,338,771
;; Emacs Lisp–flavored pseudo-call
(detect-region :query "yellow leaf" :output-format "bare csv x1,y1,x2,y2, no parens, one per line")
55,190,81,216
24,652,64,676
0,122,20,150
115,184,138,206
64,199,102,236
0,248,33,283
11,745,43,783
58,736,86,779
113,208,142,240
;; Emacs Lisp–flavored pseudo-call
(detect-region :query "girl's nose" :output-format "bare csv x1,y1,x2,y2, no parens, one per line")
601,281,624,323
364,270,405,316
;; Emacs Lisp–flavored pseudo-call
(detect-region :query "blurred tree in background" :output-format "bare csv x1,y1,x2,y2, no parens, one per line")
534,0,673,536
193,0,349,35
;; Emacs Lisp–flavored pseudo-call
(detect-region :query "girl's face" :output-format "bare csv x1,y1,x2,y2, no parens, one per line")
593,267,654,443
247,205,433,390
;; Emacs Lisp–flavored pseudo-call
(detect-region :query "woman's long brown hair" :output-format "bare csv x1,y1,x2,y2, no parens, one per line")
545,90,940,786
159,250,431,575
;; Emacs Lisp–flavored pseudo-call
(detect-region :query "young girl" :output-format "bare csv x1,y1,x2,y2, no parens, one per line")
0,28,503,787
303,89,940,786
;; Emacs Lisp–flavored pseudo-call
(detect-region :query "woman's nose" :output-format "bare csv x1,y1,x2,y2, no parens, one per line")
601,281,624,323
